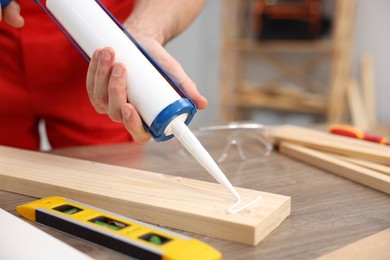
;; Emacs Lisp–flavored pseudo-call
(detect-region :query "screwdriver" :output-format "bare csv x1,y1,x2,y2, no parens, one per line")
329,124,390,146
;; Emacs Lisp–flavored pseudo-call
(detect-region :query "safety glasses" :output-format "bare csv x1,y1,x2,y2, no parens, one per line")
175,122,274,164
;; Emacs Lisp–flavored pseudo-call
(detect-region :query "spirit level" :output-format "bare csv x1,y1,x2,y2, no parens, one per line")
17,196,221,260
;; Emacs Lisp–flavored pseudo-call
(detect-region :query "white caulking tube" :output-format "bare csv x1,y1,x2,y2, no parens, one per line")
42,0,260,212
45,0,195,141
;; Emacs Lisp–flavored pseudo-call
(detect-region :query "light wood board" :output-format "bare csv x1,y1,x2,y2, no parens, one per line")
347,78,369,130
317,228,390,260
0,145,290,246
279,143,390,195
360,54,377,129
274,125,390,165
334,155,390,176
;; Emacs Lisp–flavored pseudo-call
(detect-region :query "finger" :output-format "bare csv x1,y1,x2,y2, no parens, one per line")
169,62,208,110
149,46,208,110
86,49,101,110
3,2,24,28
121,103,151,144
172,70,208,110
107,63,128,122
93,47,115,113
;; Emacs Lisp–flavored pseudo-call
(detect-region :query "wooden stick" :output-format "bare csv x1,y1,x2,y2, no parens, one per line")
327,0,357,123
347,78,369,130
273,125,390,165
334,155,390,176
360,54,377,129
0,145,290,246
279,143,390,195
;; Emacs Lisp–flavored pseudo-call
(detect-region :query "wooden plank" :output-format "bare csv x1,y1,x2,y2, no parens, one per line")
228,39,333,53
230,90,326,114
347,78,369,130
360,54,377,129
334,155,390,176
327,0,357,123
317,228,390,260
279,143,390,195
273,125,390,165
0,145,290,246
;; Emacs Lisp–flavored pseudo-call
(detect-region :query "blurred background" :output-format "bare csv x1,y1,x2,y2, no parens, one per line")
36,0,389,149
165,0,390,131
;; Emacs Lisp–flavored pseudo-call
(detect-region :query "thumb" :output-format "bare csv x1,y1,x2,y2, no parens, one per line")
2,1,24,28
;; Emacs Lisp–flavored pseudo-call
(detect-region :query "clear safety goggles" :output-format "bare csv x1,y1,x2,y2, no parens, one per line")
175,122,274,164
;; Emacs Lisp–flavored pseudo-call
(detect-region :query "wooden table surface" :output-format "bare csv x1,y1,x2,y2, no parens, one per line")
1,140,389,259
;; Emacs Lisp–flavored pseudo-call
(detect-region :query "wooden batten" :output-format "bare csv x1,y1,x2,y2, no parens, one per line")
0,145,290,246
333,155,390,176
279,143,390,195
274,125,390,165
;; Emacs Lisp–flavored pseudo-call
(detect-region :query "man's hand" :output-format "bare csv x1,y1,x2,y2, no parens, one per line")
86,0,207,144
0,1,24,28
86,28,208,144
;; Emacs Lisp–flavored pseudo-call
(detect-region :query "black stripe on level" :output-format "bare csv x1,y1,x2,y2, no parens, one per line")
36,209,161,260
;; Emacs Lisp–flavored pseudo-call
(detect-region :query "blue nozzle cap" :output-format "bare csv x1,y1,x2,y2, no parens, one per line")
0,0,12,8
149,98,197,142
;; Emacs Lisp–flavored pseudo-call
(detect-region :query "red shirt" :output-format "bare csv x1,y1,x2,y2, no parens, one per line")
0,0,136,149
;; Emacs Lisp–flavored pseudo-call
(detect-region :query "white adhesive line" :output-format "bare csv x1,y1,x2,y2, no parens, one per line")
227,196,262,214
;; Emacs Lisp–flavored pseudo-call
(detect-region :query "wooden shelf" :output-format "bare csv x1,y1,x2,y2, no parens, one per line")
219,0,357,123
226,88,327,114
226,38,333,53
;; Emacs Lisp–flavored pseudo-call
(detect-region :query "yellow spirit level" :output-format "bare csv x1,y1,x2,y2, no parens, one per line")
17,196,221,260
